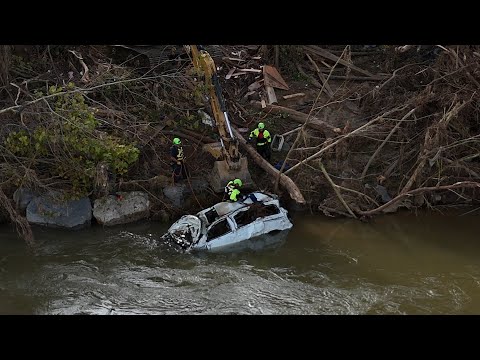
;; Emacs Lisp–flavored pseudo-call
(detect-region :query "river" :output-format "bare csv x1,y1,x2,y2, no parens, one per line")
1,208,480,314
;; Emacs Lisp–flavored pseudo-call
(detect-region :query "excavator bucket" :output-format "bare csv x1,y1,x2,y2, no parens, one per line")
202,142,223,160
209,157,253,194
202,142,254,193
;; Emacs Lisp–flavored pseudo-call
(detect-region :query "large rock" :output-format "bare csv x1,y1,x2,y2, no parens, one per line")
13,187,37,214
93,191,150,226
26,191,92,230
163,184,188,208
163,179,209,208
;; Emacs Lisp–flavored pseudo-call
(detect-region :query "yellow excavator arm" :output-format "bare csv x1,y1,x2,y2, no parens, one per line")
186,45,253,192
189,45,240,168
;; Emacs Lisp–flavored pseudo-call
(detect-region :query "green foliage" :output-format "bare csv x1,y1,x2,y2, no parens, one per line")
4,84,140,196
4,130,31,156
11,55,34,73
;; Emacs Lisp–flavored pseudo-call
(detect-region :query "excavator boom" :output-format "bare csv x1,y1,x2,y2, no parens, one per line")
188,45,253,192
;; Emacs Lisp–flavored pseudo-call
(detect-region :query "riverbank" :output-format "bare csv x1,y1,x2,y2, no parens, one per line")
1,45,479,243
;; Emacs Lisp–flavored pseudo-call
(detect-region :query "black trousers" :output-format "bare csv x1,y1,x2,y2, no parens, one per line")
171,162,188,183
257,144,271,161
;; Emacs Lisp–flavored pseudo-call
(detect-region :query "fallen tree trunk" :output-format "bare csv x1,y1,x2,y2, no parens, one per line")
251,101,338,137
231,127,306,205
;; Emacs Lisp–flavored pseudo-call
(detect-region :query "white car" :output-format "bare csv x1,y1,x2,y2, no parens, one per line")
161,192,293,252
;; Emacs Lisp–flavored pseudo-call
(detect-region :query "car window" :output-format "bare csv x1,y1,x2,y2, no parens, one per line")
206,219,231,242
233,203,280,228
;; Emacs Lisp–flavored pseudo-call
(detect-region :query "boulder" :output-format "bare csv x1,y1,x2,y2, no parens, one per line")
93,191,150,226
163,179,209,208
163,184,188,208
26,191,92,230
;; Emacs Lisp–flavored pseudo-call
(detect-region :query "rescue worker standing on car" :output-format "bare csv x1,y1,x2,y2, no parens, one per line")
170,137,187,183
249,122,272,161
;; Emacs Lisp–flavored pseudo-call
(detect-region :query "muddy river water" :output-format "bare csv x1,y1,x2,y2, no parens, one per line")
1,208,480,314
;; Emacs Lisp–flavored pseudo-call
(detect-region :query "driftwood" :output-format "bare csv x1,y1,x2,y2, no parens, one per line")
68,50,90,83
284,106,409,175
283,93,306,100
361,108,416,180
303,45,375,77
177,127,216,143
251,101,338,137
319,161,357,218
231,127,306,205
305,53,334,98
295,62,324,90
358,181,480,217
400,101,466,194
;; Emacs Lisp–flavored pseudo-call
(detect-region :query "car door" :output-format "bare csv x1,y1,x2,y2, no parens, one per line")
205,217,235,250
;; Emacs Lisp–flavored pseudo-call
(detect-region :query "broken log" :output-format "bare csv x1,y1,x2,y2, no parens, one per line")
283,93,306,100
231,127,306,205
251,101,337,137
177,127,216,143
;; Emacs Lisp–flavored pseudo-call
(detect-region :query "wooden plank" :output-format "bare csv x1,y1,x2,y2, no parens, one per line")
265,86,278,105
303,46,375,77
263,65,289,90
282,93,305,100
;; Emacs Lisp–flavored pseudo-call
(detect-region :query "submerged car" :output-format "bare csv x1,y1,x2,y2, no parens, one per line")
161,192,293,252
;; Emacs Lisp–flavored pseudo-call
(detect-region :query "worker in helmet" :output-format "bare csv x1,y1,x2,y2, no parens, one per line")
226,178,243,202
248,122,272,161
170,137,187,183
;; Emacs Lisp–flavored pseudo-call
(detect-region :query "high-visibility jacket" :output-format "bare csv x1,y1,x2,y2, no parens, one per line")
171,145,184,161
229,188,241,202
249,128,271,146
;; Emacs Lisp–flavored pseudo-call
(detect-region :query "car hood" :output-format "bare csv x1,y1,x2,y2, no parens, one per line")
162,215,202,249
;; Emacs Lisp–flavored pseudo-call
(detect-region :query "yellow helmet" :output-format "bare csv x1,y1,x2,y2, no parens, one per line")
173,137,181,145
258,122,265,129
233,179,243,187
